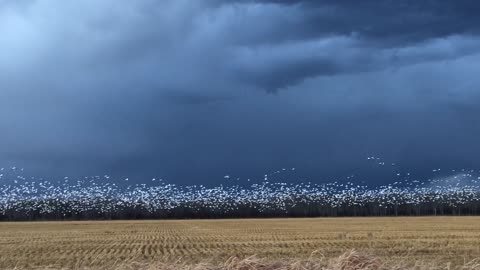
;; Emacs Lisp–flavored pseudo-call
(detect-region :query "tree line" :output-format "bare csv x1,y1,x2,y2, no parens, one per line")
1,197,480,221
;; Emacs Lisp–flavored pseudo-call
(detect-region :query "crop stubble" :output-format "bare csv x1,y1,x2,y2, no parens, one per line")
0,217,479,269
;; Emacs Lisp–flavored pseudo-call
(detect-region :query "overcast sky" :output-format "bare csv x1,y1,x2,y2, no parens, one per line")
1,0,480,184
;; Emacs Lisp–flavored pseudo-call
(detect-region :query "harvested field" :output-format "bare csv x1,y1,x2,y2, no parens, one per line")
0,217,480,269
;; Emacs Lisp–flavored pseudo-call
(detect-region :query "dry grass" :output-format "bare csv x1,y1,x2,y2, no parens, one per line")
1,217,480,269
145,251,480,270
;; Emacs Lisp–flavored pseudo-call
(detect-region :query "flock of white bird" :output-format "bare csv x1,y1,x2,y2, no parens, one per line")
1,157,480,216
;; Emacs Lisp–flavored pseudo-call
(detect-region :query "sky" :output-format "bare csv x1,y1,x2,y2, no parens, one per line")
1,0,480,185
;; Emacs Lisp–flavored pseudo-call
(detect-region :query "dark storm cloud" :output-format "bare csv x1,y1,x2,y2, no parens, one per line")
215,0,480,45
1,0,479,91
218,0,480,90
1,0,480,184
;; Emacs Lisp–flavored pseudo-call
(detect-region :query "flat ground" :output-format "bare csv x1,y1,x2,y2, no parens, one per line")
0,217,479,269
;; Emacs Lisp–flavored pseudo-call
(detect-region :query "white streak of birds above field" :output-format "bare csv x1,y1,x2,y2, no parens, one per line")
1,156,480,216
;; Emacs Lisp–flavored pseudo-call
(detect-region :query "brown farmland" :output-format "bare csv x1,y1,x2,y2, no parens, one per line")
0,217,480,269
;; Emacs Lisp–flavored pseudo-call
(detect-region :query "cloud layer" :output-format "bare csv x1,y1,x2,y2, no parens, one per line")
1,0,480,183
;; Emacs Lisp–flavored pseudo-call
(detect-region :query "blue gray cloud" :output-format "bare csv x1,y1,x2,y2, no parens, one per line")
1,0,480,183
